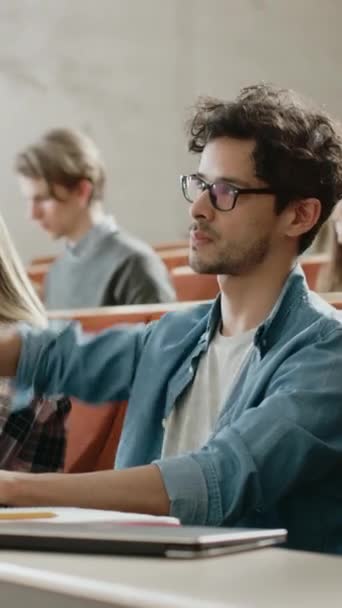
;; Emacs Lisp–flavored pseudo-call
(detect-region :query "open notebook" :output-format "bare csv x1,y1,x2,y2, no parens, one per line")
0,507,287,558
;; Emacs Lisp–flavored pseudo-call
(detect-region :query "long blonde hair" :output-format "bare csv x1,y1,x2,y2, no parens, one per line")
0,214,46,327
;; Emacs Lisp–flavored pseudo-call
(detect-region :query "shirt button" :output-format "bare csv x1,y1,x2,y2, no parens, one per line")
161,418,167,429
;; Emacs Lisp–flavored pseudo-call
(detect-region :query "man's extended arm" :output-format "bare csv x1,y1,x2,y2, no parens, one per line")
0,464,170,516
5,321,149,404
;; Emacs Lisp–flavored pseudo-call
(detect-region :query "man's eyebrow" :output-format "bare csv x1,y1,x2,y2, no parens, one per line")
196,172,252,188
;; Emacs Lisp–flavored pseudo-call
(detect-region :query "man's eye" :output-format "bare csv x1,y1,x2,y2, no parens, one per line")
215,182,230,195
193,179,205,191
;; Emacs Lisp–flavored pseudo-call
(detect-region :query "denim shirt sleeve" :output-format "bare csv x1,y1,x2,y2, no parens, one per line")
155,326,342,525
15,321,149,404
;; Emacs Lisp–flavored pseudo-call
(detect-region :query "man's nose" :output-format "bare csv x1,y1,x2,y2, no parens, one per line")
188,189,215,221
30,201,43,221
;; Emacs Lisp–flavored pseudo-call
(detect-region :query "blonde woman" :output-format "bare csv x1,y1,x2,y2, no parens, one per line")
0,214,70,471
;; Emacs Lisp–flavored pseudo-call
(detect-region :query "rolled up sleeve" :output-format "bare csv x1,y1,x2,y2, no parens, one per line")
155,426,263,525
155,454,209,524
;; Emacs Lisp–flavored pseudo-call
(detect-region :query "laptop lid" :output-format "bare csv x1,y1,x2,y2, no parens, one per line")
0,522,287,559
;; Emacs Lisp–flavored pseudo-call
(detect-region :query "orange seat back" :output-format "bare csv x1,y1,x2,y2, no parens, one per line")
153,239,188,252
170,266,219,301
27,263,50,286
30,255,56,266
64,400,127,472
158,247,189,270
48,301,199,330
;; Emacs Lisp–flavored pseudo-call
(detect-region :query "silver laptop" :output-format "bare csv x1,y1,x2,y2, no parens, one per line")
0,521,287,558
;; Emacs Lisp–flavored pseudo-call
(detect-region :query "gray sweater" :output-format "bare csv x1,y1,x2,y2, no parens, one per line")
44,219,177,309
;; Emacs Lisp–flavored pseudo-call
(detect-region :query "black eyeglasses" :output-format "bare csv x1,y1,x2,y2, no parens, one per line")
180,174,276,212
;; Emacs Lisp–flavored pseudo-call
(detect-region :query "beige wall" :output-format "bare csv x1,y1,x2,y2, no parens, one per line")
0,0,341,261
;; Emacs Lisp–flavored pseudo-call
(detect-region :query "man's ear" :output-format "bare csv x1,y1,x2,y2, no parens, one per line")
284,198,322,239
77,179,93,207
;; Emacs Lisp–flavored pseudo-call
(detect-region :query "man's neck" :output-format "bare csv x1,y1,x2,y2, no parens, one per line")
66,206,106,246
218,253,295,337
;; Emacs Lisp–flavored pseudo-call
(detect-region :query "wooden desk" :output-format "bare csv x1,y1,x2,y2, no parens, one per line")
0,547,340,608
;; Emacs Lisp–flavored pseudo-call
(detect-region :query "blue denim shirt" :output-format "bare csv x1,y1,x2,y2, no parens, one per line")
16,266,342,554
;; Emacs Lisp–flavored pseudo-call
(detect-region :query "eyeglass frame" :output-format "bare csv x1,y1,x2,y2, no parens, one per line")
180,173,277,212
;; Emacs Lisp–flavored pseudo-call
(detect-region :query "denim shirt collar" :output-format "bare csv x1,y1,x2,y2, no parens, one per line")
204,264,308,356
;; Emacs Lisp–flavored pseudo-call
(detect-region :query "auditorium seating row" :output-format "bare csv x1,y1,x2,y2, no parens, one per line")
28,251,330,301
28,239,189,267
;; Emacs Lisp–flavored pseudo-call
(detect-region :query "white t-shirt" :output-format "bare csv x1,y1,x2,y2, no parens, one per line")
161,327,255,457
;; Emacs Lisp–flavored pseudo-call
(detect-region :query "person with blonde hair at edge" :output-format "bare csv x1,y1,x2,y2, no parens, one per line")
0,214,69,471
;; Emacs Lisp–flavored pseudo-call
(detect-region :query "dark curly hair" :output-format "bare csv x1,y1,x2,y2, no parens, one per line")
187,84,342,253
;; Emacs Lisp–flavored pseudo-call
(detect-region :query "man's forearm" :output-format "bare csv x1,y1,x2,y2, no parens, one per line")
0,330,22,377
3,465,170,515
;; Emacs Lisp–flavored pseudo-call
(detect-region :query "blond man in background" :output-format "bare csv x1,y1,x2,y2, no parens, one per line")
16,129,176,309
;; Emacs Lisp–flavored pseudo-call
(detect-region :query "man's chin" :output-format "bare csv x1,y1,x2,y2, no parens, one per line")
51,233,62,240
44,230,62,240
189,255,219,275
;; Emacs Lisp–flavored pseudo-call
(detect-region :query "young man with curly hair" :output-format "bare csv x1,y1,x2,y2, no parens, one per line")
1,84,342,554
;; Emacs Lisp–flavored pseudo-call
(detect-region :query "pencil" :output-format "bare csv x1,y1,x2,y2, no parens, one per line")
0,511,56,521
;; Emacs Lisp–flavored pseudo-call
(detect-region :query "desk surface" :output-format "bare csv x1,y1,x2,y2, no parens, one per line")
0,547,340,608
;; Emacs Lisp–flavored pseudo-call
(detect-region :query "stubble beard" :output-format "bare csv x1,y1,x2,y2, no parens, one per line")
189,235,271,276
